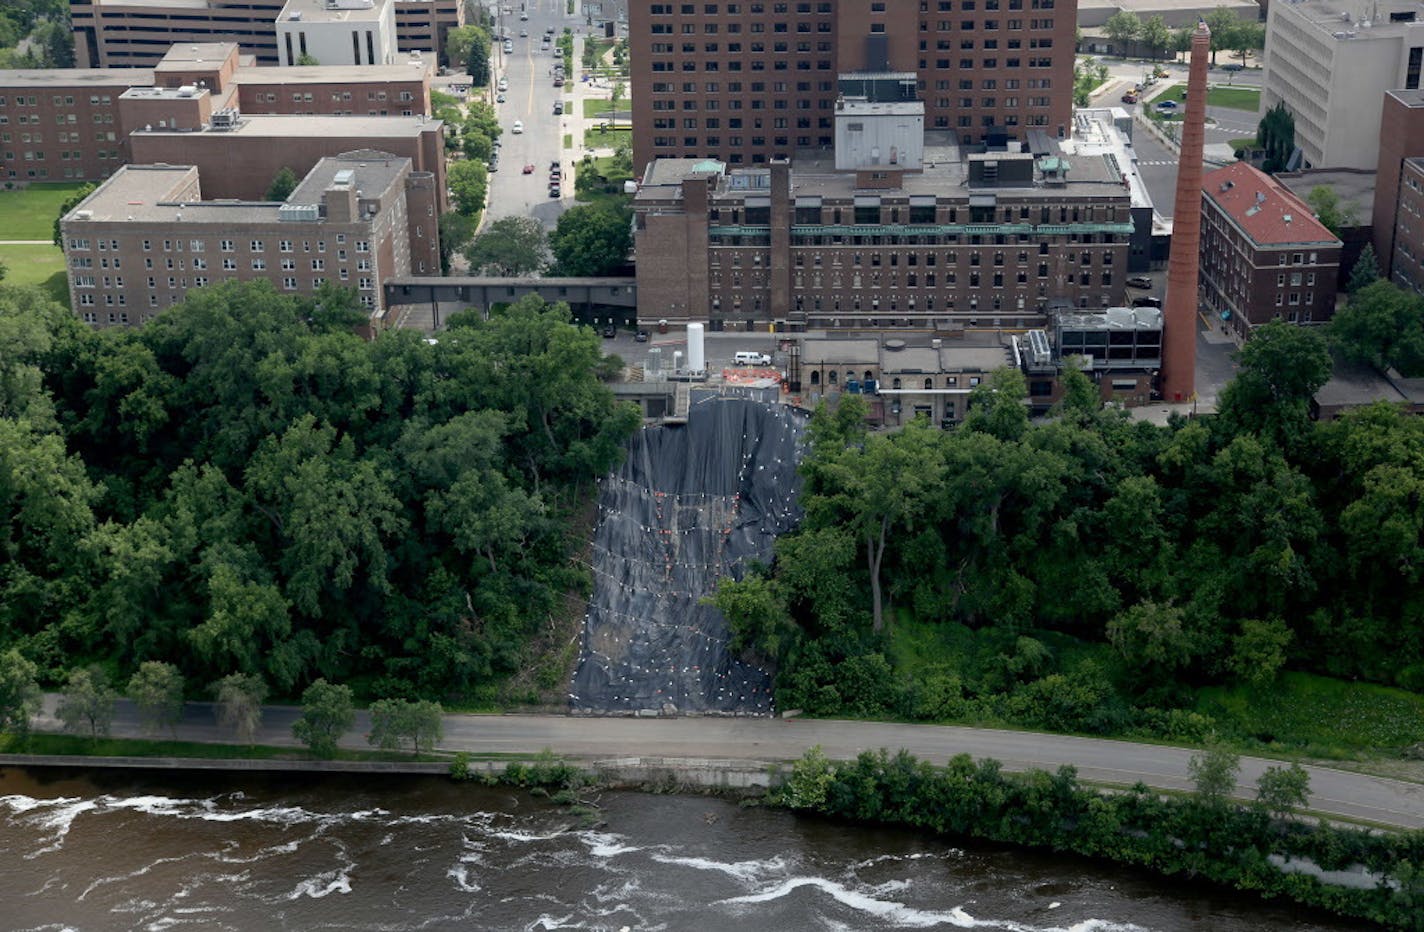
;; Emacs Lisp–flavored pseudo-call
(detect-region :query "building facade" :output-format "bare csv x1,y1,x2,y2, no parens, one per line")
1261,0,1424,171
1198,161,1341,336
72,0,461,68
633,134,1135,333
276,0,398,67
1387,157,1424,293
1372,89,1424,279
0,42,434,184
628,0,1077,169
60,153,440,326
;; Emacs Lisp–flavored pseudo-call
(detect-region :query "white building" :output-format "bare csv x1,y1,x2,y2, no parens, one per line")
276,0,397,67
1261,0,1424,170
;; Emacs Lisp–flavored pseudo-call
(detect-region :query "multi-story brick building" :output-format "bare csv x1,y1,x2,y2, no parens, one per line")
633,121,1135,333
1386,157,1424,294
0,41,434,184
1198,161,1341,337
629,0,1076,169
60,152,440,326
72,0,463,68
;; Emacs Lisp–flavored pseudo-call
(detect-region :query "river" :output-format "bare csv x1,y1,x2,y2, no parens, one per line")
0,767,1364,931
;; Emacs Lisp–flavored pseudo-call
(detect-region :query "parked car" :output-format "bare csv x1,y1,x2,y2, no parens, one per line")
733,351,772,366
1126,276,1153,289
519,10,528,19
553,101,564,115
497,77,508,92
635,329,649,342
1132,295,1163,308
511,120,524,133
522,163,535,173
553,76,564,86
549,184,562,198
601,324,617,338
1221,63,1245,72
503,41,513,53
1155,99,1178,110
495,93,506,103
519,28,528,37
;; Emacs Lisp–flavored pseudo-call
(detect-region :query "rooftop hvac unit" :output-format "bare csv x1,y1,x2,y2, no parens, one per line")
211,110,236,127
1027,329,1052,367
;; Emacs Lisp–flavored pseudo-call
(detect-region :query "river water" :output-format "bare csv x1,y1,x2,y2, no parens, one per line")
0,767,1363,932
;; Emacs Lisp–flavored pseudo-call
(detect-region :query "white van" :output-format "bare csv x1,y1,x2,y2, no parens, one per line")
733,351,771,366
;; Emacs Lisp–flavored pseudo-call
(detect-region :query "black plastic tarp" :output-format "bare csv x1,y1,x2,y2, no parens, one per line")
570,394,806,715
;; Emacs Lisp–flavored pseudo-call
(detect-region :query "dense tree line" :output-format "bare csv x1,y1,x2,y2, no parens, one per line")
0,282,638,703
714,322,1424,739
778,747,1424,930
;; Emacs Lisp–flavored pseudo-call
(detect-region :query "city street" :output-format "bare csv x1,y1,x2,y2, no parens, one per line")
485,0,579,229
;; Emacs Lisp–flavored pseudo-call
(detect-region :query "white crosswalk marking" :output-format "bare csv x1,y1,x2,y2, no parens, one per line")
1138,160,1179,166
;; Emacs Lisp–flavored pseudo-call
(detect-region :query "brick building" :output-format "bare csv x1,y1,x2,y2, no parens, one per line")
633,124,1137,333
629,0,1077,169
1373,88,1424,281
60,152,440,326
72,0,463,68
1,42,434,184
1199,161,1342,338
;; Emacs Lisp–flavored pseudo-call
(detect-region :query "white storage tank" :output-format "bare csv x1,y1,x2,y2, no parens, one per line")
673,350,684,371
687,322,705,372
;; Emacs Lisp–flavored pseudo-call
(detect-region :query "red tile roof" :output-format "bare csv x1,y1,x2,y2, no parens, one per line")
1201,161,1340,247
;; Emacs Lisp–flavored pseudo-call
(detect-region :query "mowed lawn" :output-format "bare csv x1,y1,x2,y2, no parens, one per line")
0,243,69,306
1158,83,1261,112
0,181,88,241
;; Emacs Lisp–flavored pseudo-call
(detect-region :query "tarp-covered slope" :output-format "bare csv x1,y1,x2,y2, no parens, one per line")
570,394,806,715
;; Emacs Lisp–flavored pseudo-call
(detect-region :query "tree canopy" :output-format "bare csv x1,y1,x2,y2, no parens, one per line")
0,281,637,704
548,203,633,277
464,216,546,276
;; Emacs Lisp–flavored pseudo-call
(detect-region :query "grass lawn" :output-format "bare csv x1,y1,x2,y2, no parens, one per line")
573,155,633,207
563,132,574,149
583,98,616,117
0,182,88,241
583,126,632,149
1197,671,1424,759
1229,136,1259,151
1158,83,1261,112
0,243,69,307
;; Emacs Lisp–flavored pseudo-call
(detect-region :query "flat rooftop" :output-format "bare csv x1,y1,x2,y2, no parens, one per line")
131,112,441,137
1275,0,1424,39
1275,167,1375,227
802,334,1011,373
156,42,239,66
0,68,155,87
280,0,390,23
1058,306,1164,331
288,152,410,203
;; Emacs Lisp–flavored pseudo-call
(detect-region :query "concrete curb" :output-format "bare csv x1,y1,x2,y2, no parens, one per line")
0,754,452,775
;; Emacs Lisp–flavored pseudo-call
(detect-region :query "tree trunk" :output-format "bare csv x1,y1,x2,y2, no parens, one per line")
867,515,888,633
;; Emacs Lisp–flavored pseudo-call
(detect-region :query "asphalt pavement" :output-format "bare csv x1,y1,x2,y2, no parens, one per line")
27,696,1424,829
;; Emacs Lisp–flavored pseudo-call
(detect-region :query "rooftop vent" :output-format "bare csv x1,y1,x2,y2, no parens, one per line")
1220,180,1234,191
1283,213,1293,222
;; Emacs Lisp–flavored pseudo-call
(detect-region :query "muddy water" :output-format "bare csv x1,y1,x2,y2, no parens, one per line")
0,767,1365,931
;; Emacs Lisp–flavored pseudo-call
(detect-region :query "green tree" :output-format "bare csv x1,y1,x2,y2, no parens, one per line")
0,648,41,737
1204,6,1240,66
1189,744,1241,806
295,52,320,65
447,159,490,216
1257,101,1294,173
291,678,354,758
1140,15,1171,60
52,182,96,247
1329,280,1424,373
0,256,7,282
1216,320,1331,450
1171,24,1194,62
212,672,267,745
439,211,478,275
1106,600,1198,674
56,667,118,740
463,215,546,276
963,368,1029,442
127,660,184,736
706,572,796,660
264,166,299,202
1103,10,1142,52
367,697,443,755
1347,242,1381,294
548,203,633,276
445,24,483,71
1255,762,1310,819
1304,185,1355,237
1229,616,1292,685
1231,20,1264,66
466,29,491,85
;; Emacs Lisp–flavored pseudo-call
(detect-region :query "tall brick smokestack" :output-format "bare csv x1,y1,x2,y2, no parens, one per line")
1161,22,1210,403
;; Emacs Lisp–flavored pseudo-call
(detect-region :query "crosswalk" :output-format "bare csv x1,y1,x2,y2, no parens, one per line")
1139,159,1179,166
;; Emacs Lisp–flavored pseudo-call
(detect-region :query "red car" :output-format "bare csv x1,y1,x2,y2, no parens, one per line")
522,163,535,174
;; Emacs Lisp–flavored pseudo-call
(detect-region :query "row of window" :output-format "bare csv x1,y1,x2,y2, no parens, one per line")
646,0,1053,14
69,236,371,253
649,78,1054,95
713,269,1114,287
77,273,377,292
0,94,113,107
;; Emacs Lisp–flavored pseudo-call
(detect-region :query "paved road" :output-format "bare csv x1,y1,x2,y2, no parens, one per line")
28,697,1424,829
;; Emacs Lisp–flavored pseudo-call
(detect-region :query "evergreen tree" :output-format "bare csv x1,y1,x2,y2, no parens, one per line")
1347,243,1380,294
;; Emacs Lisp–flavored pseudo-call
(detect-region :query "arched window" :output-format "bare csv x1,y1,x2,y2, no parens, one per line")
829,370,838,385
864,370,873,381
924,377,933,389
892,377,902,389
810,370,820,386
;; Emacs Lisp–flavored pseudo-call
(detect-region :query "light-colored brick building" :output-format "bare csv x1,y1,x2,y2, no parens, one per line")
1,41,434,184
60,152,440,326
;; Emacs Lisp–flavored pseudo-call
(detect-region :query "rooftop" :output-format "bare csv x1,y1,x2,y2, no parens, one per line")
801,334,1011,373
287,150,410,203
132,112,441,137
155,42,239,67
1274,167,1375,227
230,60,432,85
1273,0,1424,39
838,98,924,117
279,0,390,23
1203,161,1340,247
0,68,155,87
1057,306,1164,331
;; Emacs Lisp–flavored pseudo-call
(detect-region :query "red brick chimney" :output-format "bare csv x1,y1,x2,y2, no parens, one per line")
1161,22,1210,403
